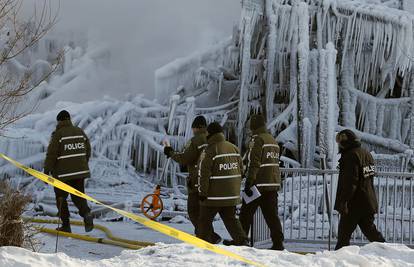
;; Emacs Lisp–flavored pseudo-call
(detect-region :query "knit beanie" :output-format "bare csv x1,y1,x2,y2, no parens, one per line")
56,110,71,121
207,122,223,136
249,114,266,131
191,115,207,128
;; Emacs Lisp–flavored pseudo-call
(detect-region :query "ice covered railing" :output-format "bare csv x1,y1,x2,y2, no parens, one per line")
340,86,411,144
253,168,414,247
371,151,413,172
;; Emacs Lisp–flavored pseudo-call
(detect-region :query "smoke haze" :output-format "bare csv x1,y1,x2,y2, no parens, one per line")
23,0,241,99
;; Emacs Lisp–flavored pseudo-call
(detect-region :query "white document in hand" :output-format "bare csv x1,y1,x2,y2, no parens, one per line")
241,186,261,204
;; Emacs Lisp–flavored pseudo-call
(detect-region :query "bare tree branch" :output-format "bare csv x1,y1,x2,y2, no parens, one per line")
0,0,60,131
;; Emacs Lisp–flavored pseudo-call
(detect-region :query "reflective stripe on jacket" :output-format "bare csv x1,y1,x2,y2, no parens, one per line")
44,120,91,181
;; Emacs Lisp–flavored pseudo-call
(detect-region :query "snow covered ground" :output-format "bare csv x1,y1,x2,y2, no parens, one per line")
28,217,230,260
1,242,413,267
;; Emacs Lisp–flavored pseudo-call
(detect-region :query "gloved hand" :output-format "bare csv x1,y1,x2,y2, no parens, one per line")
163,146,174,158
243,184,253,197
199,195,207,202
338,202,349,216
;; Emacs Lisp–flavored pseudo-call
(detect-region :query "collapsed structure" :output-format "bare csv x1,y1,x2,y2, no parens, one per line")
156,0,414,171
1,0,413,247
2,0,414,187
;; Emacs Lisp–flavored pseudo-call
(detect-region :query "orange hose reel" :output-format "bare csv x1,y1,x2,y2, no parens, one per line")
141,185,164,220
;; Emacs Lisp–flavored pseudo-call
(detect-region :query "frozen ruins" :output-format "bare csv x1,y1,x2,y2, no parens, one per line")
2,0,414,266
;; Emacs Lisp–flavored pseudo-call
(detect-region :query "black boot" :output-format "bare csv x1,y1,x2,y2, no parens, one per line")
84,212,94,232
56,224,71,233
212,232,222,244
223,239,234,246
223,239,249,247
270,243,285,251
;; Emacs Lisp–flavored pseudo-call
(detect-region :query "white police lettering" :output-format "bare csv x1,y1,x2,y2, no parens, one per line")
64,142,85,151
266,152,279,159
363,165,375,178
219,162,238,171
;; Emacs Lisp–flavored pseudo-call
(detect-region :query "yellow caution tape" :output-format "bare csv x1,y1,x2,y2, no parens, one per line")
0,153,265,267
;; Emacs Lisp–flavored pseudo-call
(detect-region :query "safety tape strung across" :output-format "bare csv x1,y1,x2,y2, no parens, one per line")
0,153,265,267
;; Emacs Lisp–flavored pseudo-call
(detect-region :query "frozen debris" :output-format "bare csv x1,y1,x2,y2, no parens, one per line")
155,38,235,102
169,215,190,224
153,0,414,169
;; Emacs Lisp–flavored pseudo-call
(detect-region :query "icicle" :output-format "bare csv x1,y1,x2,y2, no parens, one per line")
376,104,385,137
265,0,277,121
237,8,258,147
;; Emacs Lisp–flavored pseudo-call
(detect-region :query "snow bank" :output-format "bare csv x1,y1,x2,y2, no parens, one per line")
1,242,413,267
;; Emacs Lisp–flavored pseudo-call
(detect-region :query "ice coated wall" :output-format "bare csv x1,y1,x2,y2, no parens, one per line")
21,0,240,103
403,0,414,14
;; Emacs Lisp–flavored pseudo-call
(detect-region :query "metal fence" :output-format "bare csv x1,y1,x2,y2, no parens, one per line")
251,168,414,250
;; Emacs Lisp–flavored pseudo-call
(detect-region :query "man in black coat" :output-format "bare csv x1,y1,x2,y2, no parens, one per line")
44,110,93,233
334,129,385,250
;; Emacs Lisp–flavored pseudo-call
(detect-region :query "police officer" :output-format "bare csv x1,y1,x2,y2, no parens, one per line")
164,116,221,243
237,114,285,250
44,110,93,233
197,122,248,246
334,129,385,250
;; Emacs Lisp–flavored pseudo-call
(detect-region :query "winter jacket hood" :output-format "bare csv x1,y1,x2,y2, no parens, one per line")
198,133,243,207
207,132,226,145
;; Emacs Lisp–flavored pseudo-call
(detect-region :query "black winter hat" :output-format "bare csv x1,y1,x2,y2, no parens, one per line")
336,129,361,151
207,122,223,136
56,110,71,121
191,115,207,128
249,114,266,131
336,129,358,143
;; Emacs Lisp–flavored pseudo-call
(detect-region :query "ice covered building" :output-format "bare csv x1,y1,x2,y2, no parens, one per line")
155,0,414,171
2,0,414,189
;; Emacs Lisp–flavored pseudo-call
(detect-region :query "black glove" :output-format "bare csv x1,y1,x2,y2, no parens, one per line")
338,202,349,216
163,146,174,158
244,185,253,197
199,195,207,202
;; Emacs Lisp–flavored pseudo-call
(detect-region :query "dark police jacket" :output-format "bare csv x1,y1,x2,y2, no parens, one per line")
198,133,243,207
170,129,207,194
245,127,281,192
334,142,378,215
44,120,91,181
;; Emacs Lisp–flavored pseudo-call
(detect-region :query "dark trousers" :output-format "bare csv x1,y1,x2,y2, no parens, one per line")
198,205,247,244
188,192,201,233
335,212,385,250
54,178,90,225
239,190,284,248
188,192,220,241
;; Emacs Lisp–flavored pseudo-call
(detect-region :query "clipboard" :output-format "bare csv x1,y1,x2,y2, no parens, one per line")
241,185,261,204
